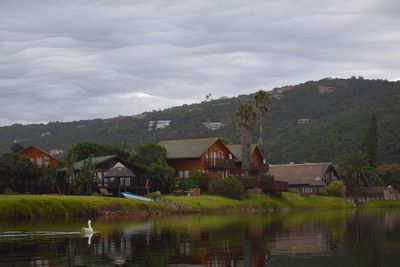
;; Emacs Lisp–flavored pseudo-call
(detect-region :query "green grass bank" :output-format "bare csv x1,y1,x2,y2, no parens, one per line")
0,193,354,221
162,192,354,213
0,195,171,221
362,199,400,209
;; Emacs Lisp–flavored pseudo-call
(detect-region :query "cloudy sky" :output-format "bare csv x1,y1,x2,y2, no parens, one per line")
0,0,399,126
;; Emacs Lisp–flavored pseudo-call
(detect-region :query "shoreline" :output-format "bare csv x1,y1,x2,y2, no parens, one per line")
0,192,356,221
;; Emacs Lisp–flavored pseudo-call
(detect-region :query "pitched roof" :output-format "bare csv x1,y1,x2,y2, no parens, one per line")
269,162,332,185
18,145,56,159
226,144,259,161
73,155,117,170
104,162,136,178
159,138,220,159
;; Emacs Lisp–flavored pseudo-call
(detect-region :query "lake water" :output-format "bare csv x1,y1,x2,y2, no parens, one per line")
1,210,400,266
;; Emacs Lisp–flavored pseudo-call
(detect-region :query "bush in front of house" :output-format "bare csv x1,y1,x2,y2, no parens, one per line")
325,180,344,197
208,177,245,200
180,169,204,191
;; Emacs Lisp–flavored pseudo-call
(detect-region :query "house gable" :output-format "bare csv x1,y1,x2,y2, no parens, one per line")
19,145,57,168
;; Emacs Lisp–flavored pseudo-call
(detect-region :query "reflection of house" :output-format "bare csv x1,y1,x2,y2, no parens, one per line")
159,138,236,179
71,155,150,196
19,145,57,168
269,162,339,194
226,144,269,175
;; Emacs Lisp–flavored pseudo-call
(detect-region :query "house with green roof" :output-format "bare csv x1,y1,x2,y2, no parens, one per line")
159,137,236,180
70,155,150,196
159,137,288,192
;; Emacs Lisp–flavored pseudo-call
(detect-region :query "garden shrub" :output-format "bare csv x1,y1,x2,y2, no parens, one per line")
208,177,244,200
180,169,203,191
146,192,162,200
325,180,344,197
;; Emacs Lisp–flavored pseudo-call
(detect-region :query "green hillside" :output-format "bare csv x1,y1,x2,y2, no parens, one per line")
1,77,399,163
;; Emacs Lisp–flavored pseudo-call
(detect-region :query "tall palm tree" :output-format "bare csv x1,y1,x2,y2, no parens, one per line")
236,103,257,178
339,151,378,204
254,90,272,159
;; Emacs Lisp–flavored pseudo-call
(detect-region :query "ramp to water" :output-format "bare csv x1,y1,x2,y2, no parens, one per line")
121,192,153,202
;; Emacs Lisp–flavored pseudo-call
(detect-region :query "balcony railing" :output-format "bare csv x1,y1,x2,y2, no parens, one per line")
205,159,236,169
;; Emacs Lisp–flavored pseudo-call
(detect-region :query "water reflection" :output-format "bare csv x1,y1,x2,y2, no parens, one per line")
0,210,400,266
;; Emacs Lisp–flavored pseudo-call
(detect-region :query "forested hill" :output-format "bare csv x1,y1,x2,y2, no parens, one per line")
1,77,399,163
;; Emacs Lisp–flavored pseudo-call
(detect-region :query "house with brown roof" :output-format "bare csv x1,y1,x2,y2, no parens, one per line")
269,162,339,194
18,145,57,169
159,138,236,180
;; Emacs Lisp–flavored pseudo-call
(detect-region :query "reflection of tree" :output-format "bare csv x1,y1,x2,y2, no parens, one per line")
344,211,385,267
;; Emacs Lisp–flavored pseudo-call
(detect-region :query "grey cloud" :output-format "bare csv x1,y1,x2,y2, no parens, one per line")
0,0,399,125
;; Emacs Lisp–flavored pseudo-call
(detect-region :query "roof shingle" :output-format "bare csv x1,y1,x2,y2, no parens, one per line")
159,138,220,159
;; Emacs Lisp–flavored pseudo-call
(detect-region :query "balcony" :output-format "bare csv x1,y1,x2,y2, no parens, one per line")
205,159,236,169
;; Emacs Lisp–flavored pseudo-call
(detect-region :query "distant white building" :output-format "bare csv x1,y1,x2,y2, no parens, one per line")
203,122,224,130
40,132,51,137
148,120,171,131
297,119,312,125
50,148,65,156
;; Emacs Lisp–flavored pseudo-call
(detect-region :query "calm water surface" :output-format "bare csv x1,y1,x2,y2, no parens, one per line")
1,210,400,266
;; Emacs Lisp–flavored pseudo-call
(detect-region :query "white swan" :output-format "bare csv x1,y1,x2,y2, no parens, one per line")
81,220,94,234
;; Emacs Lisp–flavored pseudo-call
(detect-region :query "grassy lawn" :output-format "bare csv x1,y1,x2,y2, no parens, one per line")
0,193,354,220
362,199,400,208
0,195,171,220
163,192,354,212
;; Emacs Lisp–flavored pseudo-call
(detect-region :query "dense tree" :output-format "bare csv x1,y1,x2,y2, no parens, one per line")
339,151,378,203
76,157,97,195
362,115,378,166
67,141,133,161
254,90,272,159
133,144,175,193
10,143,25,153
0,153,36,193
379,164,400,189
235,103,257,178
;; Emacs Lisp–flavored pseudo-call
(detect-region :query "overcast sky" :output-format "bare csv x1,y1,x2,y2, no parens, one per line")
0,0,399,126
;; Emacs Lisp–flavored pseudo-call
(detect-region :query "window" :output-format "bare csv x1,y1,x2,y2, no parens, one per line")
179,171,184,178
120,178,131,187
36,157,43,168
44,157,49,168
184,170,189,178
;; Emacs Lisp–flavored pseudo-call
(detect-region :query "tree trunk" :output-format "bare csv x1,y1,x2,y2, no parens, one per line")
258,114,263,156
241,128,251,179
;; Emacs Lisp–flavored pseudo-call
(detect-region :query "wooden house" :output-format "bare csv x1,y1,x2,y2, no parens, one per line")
70,155,150,196
159,138,236,179
18,145,57,169
160,138,288,192
226,144,269,176
269,162,339,194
